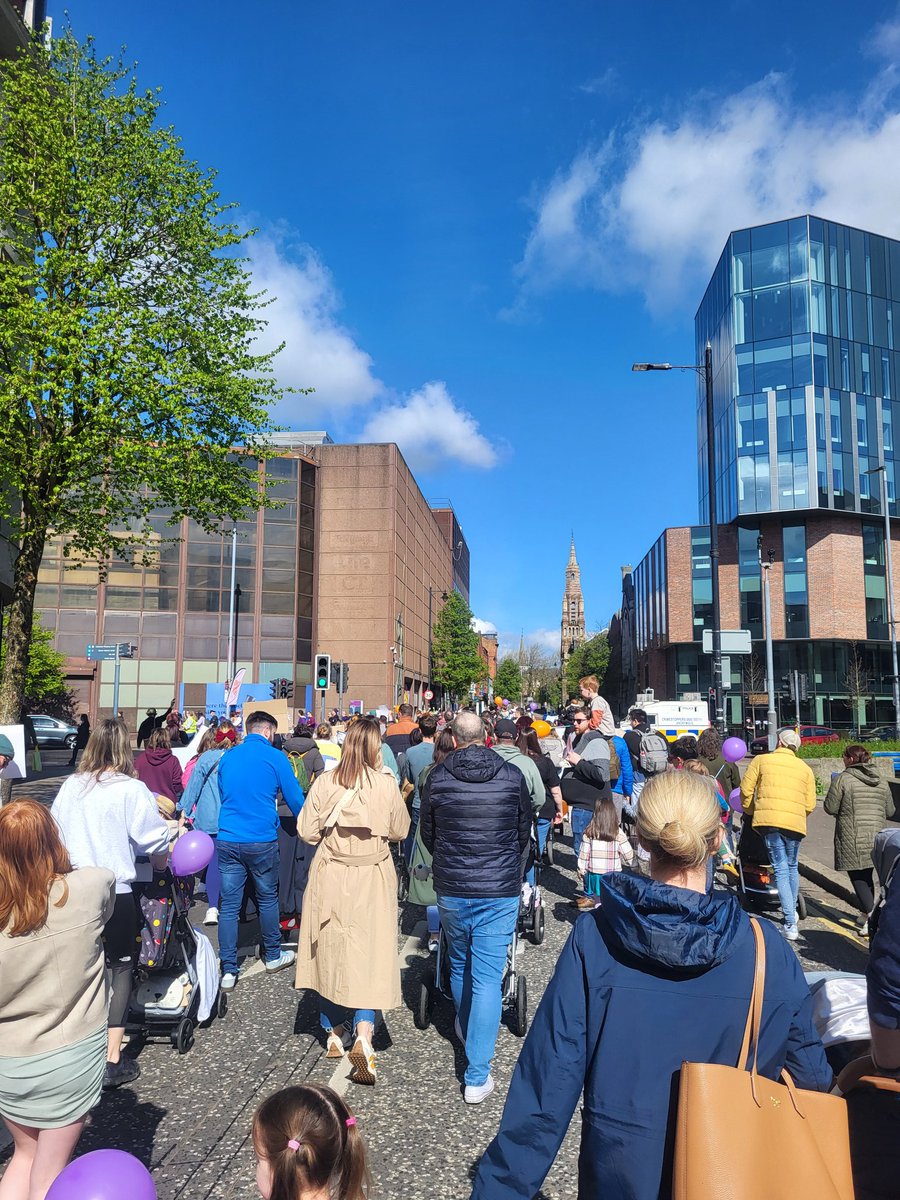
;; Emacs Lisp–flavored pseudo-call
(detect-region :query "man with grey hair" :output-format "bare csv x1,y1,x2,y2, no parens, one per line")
421,709,531,1105
740,726,816,941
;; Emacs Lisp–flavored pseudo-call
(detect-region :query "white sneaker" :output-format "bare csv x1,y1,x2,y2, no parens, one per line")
514,939,525,956
203,906,219,926
784,924,799,942
265,949,296,973
464,1075,495,1104
220,972,237,991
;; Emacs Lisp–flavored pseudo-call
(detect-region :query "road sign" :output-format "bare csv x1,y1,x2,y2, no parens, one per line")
721,655,732,688
424,689,434,700
702,629,752,655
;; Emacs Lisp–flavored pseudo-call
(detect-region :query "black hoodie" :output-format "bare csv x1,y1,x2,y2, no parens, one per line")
421,744,532,898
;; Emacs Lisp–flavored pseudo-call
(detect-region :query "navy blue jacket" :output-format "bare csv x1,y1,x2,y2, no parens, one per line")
868,861,900,1028
420,744,531,899
471,873,831,1200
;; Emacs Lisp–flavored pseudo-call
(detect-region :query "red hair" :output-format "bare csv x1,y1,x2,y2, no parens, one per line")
0,799,72,936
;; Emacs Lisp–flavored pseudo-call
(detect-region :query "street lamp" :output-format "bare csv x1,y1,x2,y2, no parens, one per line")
632,343,724,733
863,464,900,739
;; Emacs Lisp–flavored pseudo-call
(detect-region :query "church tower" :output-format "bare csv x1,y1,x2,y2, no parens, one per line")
561,536,586,677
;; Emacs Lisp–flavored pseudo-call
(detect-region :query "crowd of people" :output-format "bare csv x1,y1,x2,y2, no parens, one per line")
2,682,900,1198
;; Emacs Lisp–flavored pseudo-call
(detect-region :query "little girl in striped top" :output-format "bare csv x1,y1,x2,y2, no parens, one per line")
577,795,634,903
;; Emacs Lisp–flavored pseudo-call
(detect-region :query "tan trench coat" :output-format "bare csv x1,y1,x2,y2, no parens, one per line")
294,768,410,1010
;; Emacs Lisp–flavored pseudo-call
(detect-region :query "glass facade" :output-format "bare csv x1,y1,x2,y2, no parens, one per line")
633,533,667,653
863,520,889,640
782,522,809,638
738,525,762,639
690,527,712,640
696,215,900,523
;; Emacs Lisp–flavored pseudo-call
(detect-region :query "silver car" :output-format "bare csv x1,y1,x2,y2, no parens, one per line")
30,714,78,749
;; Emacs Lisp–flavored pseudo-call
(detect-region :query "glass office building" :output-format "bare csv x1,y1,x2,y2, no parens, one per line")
696,215,900,524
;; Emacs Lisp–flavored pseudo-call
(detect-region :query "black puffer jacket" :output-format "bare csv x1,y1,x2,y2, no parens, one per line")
421,745,532,899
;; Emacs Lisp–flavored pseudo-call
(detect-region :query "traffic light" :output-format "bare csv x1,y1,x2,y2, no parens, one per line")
269,678,279,699
279,679,294,700
315,653,331,690
781,673,794,700
798,673,809,701
331,662,349,692
339,663,349,692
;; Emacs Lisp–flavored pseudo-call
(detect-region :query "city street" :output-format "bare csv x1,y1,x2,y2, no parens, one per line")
1,769,871,1199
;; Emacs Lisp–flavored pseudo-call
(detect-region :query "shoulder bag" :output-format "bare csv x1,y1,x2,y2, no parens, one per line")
673,918,854,1200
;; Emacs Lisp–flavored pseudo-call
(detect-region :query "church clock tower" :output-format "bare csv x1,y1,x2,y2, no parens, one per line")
561,537,586,684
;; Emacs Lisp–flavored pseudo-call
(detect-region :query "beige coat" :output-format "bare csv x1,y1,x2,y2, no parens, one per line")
294,768,410,1010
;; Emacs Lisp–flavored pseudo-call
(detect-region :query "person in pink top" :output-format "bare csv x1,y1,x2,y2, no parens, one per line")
134,727,183,803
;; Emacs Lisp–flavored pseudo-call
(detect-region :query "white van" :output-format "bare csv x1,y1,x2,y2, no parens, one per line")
618,698,710,743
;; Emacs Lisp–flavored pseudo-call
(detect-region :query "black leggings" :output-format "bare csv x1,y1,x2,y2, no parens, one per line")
848,868,875,915
104,891,139,1029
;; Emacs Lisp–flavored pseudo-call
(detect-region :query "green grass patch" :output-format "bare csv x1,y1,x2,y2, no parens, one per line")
798,740,900,758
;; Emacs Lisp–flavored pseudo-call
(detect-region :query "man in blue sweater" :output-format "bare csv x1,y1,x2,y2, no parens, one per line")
216,710,305,990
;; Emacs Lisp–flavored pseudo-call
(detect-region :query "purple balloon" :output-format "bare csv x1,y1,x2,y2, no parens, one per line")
722,736,747,763
46,1150,156,1200
171,829,215,877
529,702,538,712
728,786,744,813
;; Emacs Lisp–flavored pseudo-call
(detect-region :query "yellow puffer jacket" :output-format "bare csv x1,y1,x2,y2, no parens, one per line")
740,746,817,836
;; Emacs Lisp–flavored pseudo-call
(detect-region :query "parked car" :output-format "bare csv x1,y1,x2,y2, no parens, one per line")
749,725,840,754
861,725,900,743
30,714,78,749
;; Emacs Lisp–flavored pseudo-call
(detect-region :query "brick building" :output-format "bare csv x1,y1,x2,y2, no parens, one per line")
614,214,900,731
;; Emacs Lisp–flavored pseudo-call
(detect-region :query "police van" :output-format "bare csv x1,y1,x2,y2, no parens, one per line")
617,691,710,743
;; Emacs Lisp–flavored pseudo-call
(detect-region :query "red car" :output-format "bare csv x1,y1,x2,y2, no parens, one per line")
749,725,840,754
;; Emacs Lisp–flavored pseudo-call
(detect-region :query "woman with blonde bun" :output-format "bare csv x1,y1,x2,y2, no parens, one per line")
471,770,832,1200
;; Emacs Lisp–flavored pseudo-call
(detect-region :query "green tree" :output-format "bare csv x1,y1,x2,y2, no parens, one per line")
431,592,483,702
495,655,522,702
565,632,611,700
0,618,73,717
0,33,290,756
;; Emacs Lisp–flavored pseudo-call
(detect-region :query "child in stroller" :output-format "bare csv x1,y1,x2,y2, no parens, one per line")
734,819,808,922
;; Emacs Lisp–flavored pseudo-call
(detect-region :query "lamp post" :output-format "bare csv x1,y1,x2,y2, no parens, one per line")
758,537,778,751
632,343,724,733
864,464,900,739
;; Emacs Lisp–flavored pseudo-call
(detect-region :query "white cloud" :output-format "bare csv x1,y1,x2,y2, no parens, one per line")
250,233,382,421
578,67,618,96
472,616,498,635
511,34,900,312
360,381,498,473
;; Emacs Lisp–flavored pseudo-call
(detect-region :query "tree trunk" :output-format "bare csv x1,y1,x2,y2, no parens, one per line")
0,515,45,804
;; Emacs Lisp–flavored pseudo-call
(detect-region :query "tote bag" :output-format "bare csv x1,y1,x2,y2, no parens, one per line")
673,918,854,1200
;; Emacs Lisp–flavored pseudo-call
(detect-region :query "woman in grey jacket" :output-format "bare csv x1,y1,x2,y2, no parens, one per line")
824,743,892,929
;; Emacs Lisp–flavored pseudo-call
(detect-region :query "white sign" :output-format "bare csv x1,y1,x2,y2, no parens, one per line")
424,689,434,700
702,629,752,655
0,724,28,780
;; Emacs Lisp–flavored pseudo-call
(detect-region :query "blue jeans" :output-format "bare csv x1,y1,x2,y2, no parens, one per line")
761,828,803,927
571,806,592,872
438,894,520,1086
217,840,282,974
320,998,375,1035
526,818,552,886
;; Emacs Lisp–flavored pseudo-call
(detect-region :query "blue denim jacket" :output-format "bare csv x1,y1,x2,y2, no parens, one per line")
178,747,226,835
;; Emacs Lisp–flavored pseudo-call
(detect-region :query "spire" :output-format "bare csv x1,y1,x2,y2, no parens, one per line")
518,629,525,666
568,535,577,568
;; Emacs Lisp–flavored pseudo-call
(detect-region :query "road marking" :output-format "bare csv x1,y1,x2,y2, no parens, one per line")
805,895,869,947
326,923,426,1097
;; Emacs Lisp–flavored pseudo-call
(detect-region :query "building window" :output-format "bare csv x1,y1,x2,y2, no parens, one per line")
782,523,809,638
738,527,762,639
864,521,889,639
691,527,712,641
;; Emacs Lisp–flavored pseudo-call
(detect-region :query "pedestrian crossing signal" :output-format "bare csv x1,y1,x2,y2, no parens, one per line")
315,654,331,690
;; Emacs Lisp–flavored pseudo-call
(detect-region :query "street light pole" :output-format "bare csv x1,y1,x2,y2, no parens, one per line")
632,343,724,733
865,465,900,739
759,538,778,752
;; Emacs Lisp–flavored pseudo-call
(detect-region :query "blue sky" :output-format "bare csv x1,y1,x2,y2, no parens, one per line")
65,0,900,658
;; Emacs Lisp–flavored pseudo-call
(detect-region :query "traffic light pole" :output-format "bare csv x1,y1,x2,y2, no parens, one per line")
794,668,801,731
759,542,778,752
338,659,345,718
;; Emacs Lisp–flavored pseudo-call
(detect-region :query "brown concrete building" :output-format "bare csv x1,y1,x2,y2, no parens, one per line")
616,510,900,731
313,442,469,713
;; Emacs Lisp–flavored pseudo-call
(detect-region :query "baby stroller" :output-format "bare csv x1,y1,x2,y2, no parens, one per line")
541,817,557,867
518,820,545,945
734,820,807,920
869,827,900,936
414,918,528,1038
130,869,226,1054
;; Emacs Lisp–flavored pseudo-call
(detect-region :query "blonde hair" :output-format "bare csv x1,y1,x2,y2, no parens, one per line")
79,718,136,779
637,771,721,870
334,718,383,789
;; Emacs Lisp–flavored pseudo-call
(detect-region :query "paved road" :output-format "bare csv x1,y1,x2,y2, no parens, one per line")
0,807,870,1199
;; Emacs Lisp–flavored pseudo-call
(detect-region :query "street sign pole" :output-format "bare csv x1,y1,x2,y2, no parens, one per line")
794,668,801,730
112,643,121,718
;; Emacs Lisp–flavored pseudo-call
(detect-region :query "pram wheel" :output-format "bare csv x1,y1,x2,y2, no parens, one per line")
512,974,528,1037
531,906,545,945
172,1016,194,1054
397,862,409,904
217,990,228,1020
797,892,808,921
414,966,434,1031
544,828,555,866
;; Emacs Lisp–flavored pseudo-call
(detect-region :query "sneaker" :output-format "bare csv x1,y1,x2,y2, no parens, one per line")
325,1028,350,1059
203,906,219,926
427,936,439,952
265,949,296,974
514,939,525,956
856,916,870,937
784,924,799,942
464,1075,495,1105
576,897,595,910
220,972,238,992
348,1036,377,1085
103,1058,141,1089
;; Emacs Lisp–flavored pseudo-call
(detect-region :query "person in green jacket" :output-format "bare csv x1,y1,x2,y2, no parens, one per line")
824,743,892,934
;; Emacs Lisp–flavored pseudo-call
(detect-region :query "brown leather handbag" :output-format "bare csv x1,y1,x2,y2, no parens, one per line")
673,918,855,1200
